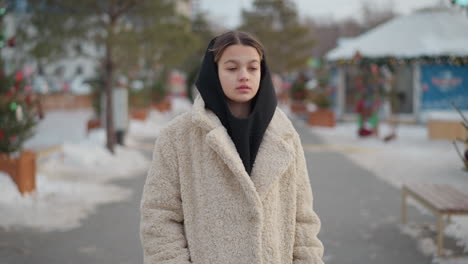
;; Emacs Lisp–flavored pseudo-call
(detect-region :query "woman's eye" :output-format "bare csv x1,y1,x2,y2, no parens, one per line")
227,68,237,71
249,67,258,71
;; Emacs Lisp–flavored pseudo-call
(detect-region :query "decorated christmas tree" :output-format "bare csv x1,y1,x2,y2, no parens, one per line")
0,7,38,154
0,68,38,154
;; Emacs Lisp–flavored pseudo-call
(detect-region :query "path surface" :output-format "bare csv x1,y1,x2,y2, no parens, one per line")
0,120,437,264
292,118,433,264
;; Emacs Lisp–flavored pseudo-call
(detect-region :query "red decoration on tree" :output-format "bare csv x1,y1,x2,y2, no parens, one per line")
15,71,23,82
25,84,32,92
7,37,15,47
25,95,32,104
0,129,4,140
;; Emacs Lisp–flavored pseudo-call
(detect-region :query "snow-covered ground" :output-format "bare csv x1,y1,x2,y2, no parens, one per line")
307,118,468,262
0,97,192,232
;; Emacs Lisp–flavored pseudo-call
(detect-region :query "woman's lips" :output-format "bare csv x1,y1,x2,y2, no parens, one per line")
236,85,251,92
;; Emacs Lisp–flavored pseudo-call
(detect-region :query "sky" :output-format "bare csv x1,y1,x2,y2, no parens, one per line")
199,0,444,28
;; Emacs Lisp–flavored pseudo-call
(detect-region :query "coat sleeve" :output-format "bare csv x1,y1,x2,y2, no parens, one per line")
140,134,192,264
292,135,324,264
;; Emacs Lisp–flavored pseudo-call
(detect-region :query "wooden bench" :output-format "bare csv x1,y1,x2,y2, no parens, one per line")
402,184,468,257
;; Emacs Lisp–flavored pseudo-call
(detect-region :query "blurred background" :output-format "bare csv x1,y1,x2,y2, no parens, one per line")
0,0,467,263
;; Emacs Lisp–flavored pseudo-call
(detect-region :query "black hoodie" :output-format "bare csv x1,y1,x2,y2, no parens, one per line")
195,37,278,175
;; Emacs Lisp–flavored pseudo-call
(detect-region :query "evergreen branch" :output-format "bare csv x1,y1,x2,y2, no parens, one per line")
452,141,466,164
111,0,138,20
451,102,468,125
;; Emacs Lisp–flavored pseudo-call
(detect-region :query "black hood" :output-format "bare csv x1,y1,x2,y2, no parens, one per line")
195,37,277,175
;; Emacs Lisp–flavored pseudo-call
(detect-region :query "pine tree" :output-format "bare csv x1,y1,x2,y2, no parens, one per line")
0,6,38,154
240,0,315,73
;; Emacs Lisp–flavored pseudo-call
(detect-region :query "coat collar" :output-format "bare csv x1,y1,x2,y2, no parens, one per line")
191,95,296,202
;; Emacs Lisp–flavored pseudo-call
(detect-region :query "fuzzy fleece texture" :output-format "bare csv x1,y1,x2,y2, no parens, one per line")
140,96,324,264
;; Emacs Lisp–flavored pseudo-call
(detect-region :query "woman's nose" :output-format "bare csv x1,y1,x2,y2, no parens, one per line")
239,69,249,82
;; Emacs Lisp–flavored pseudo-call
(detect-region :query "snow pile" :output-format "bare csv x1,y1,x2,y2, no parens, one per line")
24,109,93,150
309,122,466,188
309,121,468,259
40,129,150,183
128,96,193,140
0,172,131,232
0,128,149,232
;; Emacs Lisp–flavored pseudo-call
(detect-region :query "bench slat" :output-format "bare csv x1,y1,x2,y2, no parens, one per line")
421,184,468,211
433,184,468,211
405,184,468,213
408,184,452,210
430,184,466,210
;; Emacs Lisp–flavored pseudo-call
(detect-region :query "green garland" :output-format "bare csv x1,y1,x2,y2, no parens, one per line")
331,56,468,67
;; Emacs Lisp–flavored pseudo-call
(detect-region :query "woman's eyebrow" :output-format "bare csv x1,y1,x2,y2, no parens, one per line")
223,59,237,64
223,59,260,64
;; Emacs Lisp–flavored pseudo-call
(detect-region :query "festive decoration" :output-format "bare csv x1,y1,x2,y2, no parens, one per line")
15,71,23,82
332,56,468,67
290,73,308,102
7,37,14,47
0,5,38,195
352,54,384,137
0,6,39,154
10,102,17,111
16,105,23,121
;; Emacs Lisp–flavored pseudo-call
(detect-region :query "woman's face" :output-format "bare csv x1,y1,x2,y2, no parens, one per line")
217,44,261,104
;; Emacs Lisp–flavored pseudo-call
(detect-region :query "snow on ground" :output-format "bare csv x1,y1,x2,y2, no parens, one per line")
1,128,149,232
307,119,468,261
0,96,192,232
0,171,131,232
24,109,93,150
128,96,192,141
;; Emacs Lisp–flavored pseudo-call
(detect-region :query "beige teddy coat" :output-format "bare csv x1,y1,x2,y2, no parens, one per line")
140,96,324,264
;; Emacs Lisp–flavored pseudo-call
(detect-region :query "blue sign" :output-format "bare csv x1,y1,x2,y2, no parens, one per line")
420,64,468,110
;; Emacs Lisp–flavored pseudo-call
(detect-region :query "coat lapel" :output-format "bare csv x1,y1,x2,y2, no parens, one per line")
250,127,295,200
205,127,262,206
192,96,295,203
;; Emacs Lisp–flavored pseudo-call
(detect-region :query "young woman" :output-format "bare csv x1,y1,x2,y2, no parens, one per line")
140,31,324,264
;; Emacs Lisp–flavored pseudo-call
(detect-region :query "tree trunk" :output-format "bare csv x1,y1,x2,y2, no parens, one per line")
105,18,116,153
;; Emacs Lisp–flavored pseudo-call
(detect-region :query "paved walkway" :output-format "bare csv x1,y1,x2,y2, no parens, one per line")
292,118,433,264
0,119,438,264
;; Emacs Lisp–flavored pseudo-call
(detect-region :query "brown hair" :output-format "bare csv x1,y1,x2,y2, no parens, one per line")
210,31,264,63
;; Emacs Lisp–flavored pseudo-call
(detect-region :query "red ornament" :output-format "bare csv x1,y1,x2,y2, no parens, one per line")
62,82,70,92
358,128,373,137
0,130,4,140
6,91,13,97
371,64,379,74
15,71,23,82
25,95,32,104
8,37,15,47
25,84,32,92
